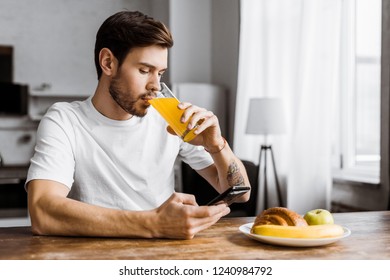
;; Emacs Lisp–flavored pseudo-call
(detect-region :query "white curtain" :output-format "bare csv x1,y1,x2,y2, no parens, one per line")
234,0,342,214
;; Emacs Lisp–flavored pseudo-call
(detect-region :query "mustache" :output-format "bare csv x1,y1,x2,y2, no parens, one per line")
140,92,157,99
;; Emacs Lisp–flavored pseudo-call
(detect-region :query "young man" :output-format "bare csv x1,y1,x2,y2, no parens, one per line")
26,11,250,239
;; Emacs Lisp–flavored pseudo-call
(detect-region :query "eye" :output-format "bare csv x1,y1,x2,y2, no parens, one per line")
139,69,149,74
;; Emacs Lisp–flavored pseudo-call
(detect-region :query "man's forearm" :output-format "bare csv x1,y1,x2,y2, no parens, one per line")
28,180,157,238
203,140,251,199
28,181,229,239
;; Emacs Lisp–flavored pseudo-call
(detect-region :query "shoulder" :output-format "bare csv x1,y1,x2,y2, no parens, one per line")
46,99,86,116
37,98,89,137
41,98,88,124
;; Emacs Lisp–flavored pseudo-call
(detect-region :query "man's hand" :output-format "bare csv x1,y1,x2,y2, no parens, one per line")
166,102,224,150
151,192,230,239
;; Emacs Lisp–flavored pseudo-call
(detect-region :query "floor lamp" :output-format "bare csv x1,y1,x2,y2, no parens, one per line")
246,98,286,209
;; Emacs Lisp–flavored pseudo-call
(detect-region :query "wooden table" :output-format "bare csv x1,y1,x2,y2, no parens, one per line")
0,211,389,260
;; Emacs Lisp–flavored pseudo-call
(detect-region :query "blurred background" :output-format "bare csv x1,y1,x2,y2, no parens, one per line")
0,0,389,226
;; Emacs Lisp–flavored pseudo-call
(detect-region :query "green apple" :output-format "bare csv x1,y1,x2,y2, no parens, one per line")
304,209,334,225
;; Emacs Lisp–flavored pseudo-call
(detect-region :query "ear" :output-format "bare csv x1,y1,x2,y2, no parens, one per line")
99,48,117,77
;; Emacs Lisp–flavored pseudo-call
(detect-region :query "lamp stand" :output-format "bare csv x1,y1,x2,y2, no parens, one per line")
258,144,284,209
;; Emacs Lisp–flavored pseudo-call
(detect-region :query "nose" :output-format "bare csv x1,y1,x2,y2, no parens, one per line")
146,74,161,93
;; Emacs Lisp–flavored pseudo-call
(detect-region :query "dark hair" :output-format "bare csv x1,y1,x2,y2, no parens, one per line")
94,11,173,79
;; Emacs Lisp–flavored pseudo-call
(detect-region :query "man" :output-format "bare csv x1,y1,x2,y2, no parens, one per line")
26,11,250,239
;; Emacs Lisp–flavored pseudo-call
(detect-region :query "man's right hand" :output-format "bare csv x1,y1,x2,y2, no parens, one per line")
150,192,230,239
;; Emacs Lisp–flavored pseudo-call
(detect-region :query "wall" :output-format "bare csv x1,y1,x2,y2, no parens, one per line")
332,181,384,211
149,0,171,82
0,0,150,96
211,0,240,143
168,0,240,142
169,0,212,83
0,0,240,142
331,1,390,212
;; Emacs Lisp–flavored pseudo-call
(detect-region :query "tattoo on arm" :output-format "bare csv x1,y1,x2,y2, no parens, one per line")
227,161,245,186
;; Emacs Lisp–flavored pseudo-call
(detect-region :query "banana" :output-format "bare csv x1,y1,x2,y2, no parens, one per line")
251,224,344,239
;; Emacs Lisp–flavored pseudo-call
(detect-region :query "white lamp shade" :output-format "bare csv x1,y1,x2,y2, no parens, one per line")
246,98,286,135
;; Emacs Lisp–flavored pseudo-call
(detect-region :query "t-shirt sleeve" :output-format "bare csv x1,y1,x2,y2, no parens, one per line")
178,141,214,170
26,104,75,188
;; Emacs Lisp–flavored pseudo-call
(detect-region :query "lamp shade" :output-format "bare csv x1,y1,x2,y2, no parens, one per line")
246,98,286,135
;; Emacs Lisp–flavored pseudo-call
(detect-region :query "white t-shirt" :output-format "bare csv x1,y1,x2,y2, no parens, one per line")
26,96,214,211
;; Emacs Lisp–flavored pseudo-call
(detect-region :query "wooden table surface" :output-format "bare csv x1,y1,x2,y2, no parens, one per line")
0,211,389,260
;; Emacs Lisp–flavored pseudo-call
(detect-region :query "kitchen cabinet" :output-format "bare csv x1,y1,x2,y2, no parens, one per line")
0,116,38,167
0,116,37,227
0,93,87,226
28,91,88,121
0,179,30,227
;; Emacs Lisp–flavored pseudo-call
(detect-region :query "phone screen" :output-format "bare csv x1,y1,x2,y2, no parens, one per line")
206,186,250,206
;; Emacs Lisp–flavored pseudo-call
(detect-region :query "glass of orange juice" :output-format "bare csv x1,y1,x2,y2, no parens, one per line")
148,83,198,142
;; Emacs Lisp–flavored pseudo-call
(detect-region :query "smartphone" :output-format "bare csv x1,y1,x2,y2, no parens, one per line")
206,186,250,206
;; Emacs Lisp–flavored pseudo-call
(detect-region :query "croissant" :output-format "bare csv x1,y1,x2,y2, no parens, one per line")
253,207,308,227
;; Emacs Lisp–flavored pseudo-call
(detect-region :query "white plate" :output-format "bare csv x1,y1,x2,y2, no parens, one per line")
239,223,351,247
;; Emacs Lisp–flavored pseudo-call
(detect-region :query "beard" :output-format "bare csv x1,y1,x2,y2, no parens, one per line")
108,75,151,118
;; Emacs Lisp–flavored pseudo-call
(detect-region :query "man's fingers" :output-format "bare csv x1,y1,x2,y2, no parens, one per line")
190,204,230,219
170,192,198,206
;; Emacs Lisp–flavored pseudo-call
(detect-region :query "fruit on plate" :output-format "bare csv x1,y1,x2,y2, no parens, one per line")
303,209,334,225
253,207,308,227
251,224,344,239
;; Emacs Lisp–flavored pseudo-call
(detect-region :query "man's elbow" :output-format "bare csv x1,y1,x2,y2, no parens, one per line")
28,197,53,236
242,191,251,203
27,179,69,236
29,206,49,236
30,222,45,236
237,187,251,203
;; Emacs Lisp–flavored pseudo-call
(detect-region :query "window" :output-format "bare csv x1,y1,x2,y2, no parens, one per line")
333,0,382,184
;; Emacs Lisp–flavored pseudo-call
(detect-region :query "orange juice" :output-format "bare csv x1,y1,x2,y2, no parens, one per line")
149,97,197,142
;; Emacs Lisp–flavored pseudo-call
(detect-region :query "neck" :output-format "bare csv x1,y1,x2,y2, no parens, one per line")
92,80,132,121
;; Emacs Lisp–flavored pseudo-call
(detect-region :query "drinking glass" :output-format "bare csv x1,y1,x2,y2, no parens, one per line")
149,83,199,142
